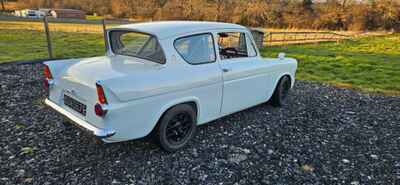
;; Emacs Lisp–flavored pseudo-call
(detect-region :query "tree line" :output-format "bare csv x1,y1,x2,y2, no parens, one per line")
17,0,400,31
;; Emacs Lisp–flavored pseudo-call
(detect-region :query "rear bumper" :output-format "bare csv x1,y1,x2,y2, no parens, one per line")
45,99,116,138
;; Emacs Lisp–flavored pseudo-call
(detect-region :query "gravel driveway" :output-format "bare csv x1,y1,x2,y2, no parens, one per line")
1,63,399,185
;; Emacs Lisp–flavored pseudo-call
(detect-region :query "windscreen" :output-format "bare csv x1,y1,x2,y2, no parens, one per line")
109,30,166,64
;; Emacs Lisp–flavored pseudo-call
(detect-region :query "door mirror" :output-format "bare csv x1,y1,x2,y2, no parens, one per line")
278,52,286,60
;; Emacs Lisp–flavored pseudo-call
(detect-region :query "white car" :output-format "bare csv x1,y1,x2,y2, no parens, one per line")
44,21,297,151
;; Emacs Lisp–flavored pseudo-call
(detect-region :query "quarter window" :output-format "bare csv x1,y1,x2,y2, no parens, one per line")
246,34,257,57
174,34,216,65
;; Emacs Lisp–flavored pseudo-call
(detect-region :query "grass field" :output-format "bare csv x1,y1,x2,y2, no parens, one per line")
260,34,400,95
0,26,398,95
0,20,105,33
0,29,104,62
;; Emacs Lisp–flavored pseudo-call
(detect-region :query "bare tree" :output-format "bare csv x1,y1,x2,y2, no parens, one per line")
15,0,400,31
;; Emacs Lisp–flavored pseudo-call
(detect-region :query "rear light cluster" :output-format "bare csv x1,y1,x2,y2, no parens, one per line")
95,83,108,117
44,65,53,79
43,65,53,89
96,83,108,104
94,104,106,117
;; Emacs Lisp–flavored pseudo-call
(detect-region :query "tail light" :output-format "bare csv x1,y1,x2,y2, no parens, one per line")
94,103,107,117
43,65,54,89
96,83,108,104
95,83,108,117
44,65,53,79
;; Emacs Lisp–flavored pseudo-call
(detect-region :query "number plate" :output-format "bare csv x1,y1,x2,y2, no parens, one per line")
64,94,87,116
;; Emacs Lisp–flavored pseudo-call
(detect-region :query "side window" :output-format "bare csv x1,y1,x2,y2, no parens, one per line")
174,33,216,65
246,33,257,57
217,32,248,60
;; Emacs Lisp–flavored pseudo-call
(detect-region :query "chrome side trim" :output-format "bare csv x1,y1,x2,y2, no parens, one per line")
45,99,116,138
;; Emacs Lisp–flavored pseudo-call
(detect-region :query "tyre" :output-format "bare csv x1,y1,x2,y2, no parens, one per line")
271,76,291,107
155,104,197,152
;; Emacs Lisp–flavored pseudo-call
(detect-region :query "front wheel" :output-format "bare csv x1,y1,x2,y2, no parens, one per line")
271,76,291,107
155,104,197,152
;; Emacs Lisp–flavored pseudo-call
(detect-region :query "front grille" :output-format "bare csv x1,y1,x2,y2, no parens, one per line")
64,94,87,116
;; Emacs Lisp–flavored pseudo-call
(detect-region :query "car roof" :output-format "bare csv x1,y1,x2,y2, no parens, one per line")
112,21,247,39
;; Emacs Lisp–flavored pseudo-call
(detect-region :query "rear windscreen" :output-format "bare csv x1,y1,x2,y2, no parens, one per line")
109,30,166,64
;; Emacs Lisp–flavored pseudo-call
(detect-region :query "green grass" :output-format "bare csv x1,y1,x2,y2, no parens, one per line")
260,34,400,95
1,28,399,95
0,29,104,62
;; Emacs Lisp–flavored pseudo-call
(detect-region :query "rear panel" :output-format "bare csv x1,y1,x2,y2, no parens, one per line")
46,64,107,128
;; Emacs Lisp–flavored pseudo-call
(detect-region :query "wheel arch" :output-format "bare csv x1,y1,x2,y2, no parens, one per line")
147,97,200,136
274,72,294,89
271,73,293,95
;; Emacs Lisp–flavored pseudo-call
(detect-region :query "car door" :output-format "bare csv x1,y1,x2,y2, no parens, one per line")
173,33,224,124
217,31,271,115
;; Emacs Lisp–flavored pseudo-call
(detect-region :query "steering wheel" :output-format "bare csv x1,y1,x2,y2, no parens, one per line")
221,47,238,58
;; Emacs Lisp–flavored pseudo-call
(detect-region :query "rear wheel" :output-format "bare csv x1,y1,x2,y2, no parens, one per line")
271,76,291,107
155,104,197,152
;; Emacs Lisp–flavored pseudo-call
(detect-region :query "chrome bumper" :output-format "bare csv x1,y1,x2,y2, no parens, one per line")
45,99,116,138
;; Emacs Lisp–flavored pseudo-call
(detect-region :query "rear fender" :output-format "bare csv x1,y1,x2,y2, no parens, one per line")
106,96,201,142
154,97,201,127
95,81,120,105
44,59,80,79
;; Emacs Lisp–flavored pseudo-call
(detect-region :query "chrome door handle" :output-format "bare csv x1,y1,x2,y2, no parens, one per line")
222,68,230,72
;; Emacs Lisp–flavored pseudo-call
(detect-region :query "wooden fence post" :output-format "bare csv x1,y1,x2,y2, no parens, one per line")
1,0,5,11
282,32,286,48
43,16,53,59
102,19,108,52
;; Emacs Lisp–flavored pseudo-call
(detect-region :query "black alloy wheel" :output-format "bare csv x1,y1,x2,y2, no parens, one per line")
155,104,197,152
165,113,193,145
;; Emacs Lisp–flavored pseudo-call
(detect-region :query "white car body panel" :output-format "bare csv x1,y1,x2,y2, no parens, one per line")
44,21,297,142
